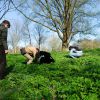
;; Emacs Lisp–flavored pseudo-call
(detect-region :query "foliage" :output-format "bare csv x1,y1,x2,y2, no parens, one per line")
0,49,100,100
79,40,100,49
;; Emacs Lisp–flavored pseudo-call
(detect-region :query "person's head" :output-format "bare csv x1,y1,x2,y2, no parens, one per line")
69,45,81,51
2,20,10,28
69,46,74,50
36,48,40,53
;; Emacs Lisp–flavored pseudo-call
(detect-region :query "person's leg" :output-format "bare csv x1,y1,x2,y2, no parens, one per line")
24,53,33,64
0,45,6,79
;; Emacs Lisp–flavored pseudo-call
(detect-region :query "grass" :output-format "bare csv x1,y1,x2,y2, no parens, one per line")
0,48,100,100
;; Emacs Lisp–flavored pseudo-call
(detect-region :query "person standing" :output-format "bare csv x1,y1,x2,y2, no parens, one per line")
0,20,10,79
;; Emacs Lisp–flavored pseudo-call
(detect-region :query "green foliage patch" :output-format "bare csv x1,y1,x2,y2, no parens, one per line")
0,49,100,100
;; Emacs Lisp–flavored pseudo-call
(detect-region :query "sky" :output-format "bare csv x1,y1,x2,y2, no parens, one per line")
1,10,60,50
1,0,100,50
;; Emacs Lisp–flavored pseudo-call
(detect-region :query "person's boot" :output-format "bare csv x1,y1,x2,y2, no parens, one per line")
24,54,33,64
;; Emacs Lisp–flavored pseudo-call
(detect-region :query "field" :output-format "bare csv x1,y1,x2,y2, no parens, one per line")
0,49,100,100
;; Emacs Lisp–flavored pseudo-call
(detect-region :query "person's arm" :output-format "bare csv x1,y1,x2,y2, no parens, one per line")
71,48,77,53
73,50,77,53
0,24,5,31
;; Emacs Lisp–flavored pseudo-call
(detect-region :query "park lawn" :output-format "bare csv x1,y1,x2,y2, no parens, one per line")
0,48,100,100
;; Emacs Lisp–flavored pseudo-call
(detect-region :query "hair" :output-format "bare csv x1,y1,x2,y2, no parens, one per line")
2,20,10,28
69,46,81,51
36,48,40,52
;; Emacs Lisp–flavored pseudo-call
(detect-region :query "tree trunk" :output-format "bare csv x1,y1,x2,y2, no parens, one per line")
62,27,72,51
62,33,69,51
61,0,74,51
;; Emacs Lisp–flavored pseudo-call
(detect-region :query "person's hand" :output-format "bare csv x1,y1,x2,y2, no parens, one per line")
5,50,8,54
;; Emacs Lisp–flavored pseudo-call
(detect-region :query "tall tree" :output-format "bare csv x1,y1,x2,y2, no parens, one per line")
11,0,100,50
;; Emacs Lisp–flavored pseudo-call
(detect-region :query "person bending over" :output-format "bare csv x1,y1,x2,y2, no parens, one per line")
20,45,39,64
69,46,83,58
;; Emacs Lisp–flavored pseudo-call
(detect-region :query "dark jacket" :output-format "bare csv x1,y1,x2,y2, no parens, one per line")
36,51,55,64
0,24,8,50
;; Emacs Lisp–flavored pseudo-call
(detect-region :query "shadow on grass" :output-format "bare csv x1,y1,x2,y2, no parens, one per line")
5,65,14,76
21,61,27,64
0,65,15,80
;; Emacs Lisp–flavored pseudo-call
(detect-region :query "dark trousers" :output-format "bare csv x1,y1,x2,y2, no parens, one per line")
0,45,6,79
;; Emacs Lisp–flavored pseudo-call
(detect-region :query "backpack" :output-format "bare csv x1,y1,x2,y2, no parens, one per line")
36,51,55,64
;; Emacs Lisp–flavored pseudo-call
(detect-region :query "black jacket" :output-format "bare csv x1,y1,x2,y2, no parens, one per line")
0,24,8,50
36,51,55,64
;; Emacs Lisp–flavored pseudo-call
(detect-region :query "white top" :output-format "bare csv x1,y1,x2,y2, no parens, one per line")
69,48,83,57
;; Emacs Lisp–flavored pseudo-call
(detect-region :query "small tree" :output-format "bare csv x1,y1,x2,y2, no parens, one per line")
33,24,47,49
48,34,62,51
8,20,22,53
22,18,32,45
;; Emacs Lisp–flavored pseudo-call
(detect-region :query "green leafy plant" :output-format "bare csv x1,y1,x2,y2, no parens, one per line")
0,49,100,100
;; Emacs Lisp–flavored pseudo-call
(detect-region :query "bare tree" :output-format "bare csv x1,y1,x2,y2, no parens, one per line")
33,24,47,49
22,18,32,45
11,0,100,50
8,20,22,53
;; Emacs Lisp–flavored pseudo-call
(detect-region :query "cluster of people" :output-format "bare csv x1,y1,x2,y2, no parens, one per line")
20,45,55,65
20,44,83,65
0,20,83,80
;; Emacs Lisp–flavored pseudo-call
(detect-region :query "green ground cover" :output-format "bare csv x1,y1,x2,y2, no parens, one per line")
0,48,100,100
